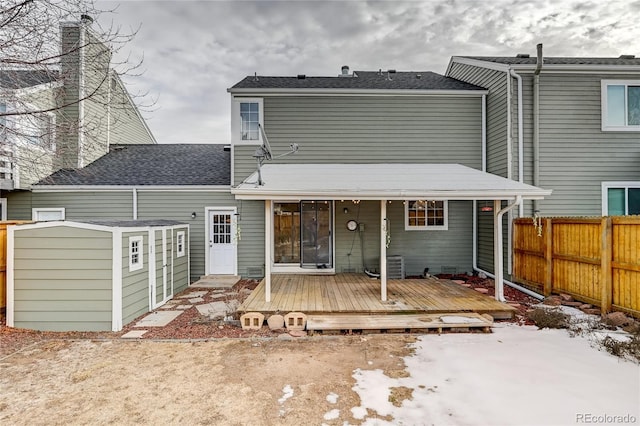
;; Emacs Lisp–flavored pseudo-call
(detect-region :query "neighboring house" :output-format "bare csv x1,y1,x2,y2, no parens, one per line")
0,17,156,204
445,47,640,274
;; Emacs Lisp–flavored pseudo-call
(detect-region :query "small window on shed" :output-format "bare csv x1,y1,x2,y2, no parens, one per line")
176,231,186,258
129,236,144,272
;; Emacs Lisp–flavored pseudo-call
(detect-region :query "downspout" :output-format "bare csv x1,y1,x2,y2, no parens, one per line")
494,196,522,302
510,69,524,216
533,43,543,214
473,89,543,300
132,188,138,220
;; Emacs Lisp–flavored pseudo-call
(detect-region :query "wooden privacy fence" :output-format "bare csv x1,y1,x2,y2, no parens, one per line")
513,217,640,318
0,221,32,310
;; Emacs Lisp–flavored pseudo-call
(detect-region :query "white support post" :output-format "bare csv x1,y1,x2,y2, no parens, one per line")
493,199,504,302
380,200,387,301
264,200,272,302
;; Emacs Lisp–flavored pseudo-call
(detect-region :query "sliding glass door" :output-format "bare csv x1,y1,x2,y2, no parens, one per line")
273,201,333,268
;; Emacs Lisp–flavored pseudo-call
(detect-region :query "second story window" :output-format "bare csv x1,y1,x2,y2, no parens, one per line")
240,102,259,140
602,80,640,131
232,98,263,144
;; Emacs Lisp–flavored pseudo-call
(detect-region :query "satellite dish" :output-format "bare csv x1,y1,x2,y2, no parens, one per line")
252,124,300,186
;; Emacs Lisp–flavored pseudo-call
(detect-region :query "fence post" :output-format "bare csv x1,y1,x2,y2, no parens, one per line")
600,217,613,315
543,218,553,296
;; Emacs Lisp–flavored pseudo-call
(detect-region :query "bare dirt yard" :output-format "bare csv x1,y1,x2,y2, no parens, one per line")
0,335,415,425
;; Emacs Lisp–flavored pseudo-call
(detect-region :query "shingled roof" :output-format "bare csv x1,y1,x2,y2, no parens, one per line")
36,144,230,186
457,56,640,66
230,71,484,91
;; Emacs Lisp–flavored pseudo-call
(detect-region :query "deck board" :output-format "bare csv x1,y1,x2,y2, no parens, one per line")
239,273,516,318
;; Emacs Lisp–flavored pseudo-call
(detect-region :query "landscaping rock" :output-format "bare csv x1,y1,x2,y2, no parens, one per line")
559,293,574,302
579,304,593,310
452,280,466,285
474,288,489,294
267,314,285,330
543,296,562,306
277,333,294,341
622,322,640,334
605,312,632,327
583,308,601,315
288,330,307,338
561,301,583,308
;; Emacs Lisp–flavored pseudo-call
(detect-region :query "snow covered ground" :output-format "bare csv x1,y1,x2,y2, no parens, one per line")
348,323,640,426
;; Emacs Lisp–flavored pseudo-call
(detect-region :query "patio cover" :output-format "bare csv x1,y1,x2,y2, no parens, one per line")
231,163,551,200
231,163,552,305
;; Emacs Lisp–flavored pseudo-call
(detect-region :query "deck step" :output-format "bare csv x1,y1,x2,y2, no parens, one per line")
306,313,493,333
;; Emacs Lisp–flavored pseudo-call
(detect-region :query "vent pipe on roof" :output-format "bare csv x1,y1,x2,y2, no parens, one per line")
516,53,530,58
340,65,349,76
80,14,93,24
297,74,306,79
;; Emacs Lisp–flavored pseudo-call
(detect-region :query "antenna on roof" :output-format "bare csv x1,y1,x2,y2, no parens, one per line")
253,72,259,82
252,124,299,185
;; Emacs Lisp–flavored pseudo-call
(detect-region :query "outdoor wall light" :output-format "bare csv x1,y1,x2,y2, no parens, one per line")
343,207,349,214
191,212,197,219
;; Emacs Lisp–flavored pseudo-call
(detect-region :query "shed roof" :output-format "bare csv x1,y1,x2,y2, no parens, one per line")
35,144,230,187
231,163,552,200
230,71,484,92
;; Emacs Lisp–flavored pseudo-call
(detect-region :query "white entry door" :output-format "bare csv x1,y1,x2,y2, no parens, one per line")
208,209,237,274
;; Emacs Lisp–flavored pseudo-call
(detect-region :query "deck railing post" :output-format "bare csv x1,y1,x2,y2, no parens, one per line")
264,200,272,302
380,200,387,301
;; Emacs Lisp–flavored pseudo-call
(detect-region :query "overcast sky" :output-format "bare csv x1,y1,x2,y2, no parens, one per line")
95,0,639,144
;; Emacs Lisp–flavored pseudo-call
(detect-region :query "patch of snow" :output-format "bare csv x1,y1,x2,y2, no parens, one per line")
326,392,339,404
350,406,368,420
439,315,484,324
278,384,294,404
323,409,340,420
350,323,640,425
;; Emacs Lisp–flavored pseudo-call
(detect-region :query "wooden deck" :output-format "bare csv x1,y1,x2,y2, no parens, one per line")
239,273,516,319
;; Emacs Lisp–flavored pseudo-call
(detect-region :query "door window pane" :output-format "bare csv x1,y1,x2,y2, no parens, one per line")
274,203,300,263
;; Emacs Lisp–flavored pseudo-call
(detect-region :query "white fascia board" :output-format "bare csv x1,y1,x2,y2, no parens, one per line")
448,57,511,73
11,220,115,233
448,57,640,74
229,88,488,97
31,185,231,192
232,190,552,201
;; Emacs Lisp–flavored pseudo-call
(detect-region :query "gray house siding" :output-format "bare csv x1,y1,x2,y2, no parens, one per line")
334,200,381,273
135,190,235,280
121,231,150,325
535,72,640,216
388,200,474,275
12,226,113,331
447,63,508,177
233,95,483,184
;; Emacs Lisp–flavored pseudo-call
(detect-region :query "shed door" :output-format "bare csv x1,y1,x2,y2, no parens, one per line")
153,228,173,308
208,210,236,275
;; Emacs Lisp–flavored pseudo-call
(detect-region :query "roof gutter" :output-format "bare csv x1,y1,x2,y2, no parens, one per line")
228,88,488,97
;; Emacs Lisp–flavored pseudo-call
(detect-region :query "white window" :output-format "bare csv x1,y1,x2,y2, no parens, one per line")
601,80,640,131
176,231,186,257
32,207,65,221
231,98,263,143
602,182,640,215
129,236,144,272
405,200,448,230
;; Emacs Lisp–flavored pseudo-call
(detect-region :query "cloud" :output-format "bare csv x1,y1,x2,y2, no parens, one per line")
96,0,637,144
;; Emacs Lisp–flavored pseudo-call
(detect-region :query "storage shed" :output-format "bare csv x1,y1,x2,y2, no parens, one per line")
7,220,189,332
